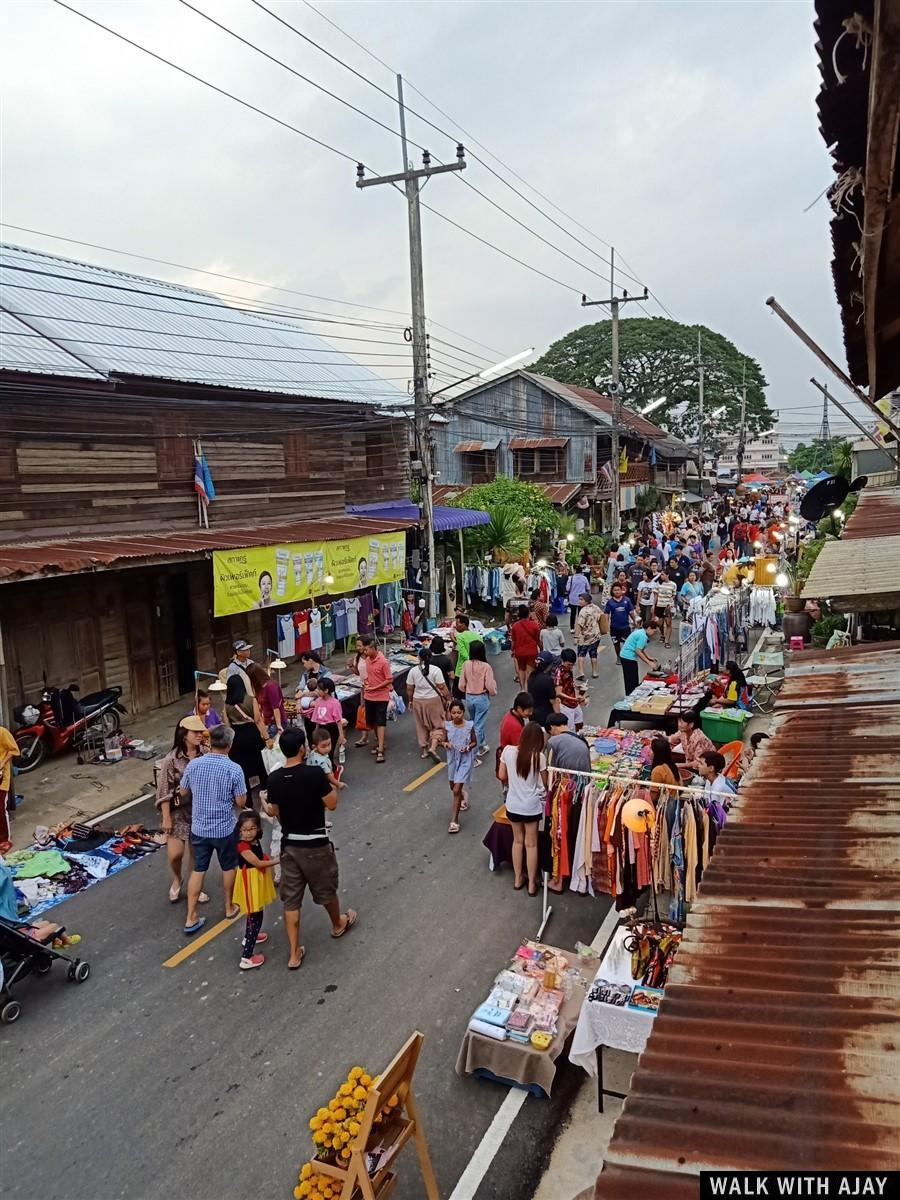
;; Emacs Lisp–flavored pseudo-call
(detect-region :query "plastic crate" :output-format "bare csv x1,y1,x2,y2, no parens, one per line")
700,708,748,746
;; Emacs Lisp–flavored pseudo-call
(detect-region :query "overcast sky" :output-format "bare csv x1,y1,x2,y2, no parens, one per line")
0,0,864,444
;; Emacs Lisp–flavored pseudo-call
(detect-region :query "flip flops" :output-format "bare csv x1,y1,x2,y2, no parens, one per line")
184,918,206,936
287,947,306,970
331,909,358,938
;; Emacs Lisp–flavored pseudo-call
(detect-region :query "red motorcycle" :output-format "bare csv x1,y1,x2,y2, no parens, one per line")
13,683,126,773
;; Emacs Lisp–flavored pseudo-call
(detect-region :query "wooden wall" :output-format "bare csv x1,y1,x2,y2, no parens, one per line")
0,381,410,543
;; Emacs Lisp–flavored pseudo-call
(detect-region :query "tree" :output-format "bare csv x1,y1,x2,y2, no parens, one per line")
449,476,562,560
531,316,774,443
787,437,851,475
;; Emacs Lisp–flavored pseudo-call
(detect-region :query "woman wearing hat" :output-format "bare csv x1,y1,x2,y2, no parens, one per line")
156,716,210,905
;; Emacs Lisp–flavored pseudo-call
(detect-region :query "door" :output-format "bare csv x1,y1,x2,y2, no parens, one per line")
167,573,196,695
125,596,159,712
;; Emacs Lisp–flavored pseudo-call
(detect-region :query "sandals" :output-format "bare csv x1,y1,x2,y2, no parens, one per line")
225,905,241,920
354,739,369,748
448,822,460,834
375,751,385,763
184,918,206,936
427,748,442,763
528,883,540,897
513,879,525,891
168,881,181,903
288,946,306,970
331,909,358,939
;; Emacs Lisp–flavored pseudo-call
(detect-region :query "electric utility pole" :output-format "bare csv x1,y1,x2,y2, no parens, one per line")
581,248,647,537
735,360,747,482
696,328,705,494
356,77,466,618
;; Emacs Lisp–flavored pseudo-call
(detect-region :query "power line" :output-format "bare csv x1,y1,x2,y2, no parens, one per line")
49,2,588,322
52,0,362,165
246,0,627,293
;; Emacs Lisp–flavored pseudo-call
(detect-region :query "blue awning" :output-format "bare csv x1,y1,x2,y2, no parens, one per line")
346,499,490,532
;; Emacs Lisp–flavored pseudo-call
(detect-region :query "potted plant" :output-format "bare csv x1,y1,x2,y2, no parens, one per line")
781,560,805,613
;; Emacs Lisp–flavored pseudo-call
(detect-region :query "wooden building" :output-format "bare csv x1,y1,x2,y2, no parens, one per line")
431,370,697,526
0,243,411,717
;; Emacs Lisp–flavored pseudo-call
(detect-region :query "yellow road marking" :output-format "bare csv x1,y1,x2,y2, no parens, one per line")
162,916,238,968
403,762,446,793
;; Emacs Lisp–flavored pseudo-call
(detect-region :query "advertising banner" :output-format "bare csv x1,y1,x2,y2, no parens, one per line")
326,531,406,595
213,530,406,618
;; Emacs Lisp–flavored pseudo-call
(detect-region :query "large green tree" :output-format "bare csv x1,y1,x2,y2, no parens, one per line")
532,316,774,442
788,437,852,476
448,475,560,556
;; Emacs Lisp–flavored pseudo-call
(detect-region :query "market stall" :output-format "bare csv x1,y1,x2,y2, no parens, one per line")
454,940,589,1098
569,921,681,1111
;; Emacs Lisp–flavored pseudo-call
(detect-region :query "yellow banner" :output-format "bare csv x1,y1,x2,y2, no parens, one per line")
212,530,406,618
326,531,407,594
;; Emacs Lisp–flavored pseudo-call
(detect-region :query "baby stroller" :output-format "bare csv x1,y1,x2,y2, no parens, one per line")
0,916,90,1024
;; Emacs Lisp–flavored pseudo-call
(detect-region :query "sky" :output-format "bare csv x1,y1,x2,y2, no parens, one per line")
0,0,866,447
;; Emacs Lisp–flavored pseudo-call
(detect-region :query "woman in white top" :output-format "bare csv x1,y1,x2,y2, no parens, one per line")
406,647,450,760
497,722,548,895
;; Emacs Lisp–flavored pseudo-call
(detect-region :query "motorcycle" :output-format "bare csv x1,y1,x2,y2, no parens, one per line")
13,683,126,773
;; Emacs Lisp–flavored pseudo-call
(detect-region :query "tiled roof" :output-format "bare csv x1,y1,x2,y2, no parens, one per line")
0,242,407,405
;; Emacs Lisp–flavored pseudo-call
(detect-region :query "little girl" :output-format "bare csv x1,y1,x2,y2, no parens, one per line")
233,811,279,971
308,726,347,791
439,700,477,835
308,677,346,768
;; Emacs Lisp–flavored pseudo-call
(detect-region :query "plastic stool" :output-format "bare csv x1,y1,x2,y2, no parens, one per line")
789,636,804,651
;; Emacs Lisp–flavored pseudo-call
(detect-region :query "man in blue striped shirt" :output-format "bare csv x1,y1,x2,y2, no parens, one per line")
180,725,247,935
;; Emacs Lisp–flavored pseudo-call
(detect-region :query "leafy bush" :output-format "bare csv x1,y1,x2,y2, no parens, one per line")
810,613,847,642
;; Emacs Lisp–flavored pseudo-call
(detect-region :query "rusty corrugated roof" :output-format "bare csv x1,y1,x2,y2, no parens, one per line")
0,516,416,582
508,437,569,450
592,641,900,1196
775,642,900,710
842,486,900,540
540,483,580,504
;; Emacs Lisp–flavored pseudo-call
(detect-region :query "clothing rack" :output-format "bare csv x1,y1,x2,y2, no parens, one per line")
548,764,706,795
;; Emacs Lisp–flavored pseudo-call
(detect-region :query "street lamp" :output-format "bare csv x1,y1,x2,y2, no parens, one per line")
641,397,667,416
775,572,788,587
478,348,534,380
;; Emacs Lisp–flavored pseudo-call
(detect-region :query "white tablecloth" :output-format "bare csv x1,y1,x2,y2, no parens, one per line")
568,925,656,1074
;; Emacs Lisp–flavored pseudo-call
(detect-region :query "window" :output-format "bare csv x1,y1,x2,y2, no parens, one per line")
583,447,593,477
514,448,562,477
285,431,311,477
461,451,496,484
154,414,194,481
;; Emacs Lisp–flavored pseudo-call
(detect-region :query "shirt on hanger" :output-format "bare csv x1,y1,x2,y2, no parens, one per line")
332,598,349,641
345,596,361,636
293,609,312,655
309,607,323,651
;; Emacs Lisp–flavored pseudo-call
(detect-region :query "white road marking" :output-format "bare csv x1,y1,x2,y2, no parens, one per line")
448,1087,528,1200
87,790,156,826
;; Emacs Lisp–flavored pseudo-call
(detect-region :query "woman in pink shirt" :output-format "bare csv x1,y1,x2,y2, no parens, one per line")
308,677,346,768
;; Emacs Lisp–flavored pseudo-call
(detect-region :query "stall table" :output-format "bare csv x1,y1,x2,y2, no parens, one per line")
569,924,662,1111
455,944,587,1098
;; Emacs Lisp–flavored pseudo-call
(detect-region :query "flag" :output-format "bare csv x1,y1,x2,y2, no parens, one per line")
649,446,657,466
194,452,216,505
619,448,628,474
599,461,613,486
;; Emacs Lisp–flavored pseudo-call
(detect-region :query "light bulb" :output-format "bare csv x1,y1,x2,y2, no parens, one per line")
775,572,788,587
536,558,548,568
325,574,335,585
566,533,575,542
766,563,776,573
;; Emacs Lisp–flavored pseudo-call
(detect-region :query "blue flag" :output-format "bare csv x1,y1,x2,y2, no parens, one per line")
194,454,216,504
649,446,657,466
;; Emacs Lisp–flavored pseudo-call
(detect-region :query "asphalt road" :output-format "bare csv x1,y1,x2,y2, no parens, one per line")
2,641,630,1200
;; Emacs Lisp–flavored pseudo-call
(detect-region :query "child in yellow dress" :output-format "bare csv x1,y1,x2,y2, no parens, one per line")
234,811,279,970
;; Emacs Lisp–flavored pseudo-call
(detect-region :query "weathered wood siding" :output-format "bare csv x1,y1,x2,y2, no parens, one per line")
433,376,597,486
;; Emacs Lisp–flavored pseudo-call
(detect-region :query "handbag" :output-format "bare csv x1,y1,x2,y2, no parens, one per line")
355,702,368,731
599,612,610,635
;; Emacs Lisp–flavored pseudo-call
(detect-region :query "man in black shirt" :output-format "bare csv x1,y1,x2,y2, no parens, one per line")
527,651,559,729
266,727,357,970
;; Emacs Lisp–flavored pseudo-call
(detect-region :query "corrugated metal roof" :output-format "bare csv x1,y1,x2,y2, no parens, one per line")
453,440,501,453
540,483,580,504
0,243,407,405
508,437,568,450
775,642,900,710
800,533,900,608
0,516,415,582
593,642,900,1195
842,485,900,540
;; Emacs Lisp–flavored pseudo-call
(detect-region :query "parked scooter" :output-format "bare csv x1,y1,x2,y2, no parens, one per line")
12,684,126,773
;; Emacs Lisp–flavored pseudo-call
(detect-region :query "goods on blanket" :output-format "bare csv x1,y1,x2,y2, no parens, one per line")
587,978,632,1007
467,943,573,1043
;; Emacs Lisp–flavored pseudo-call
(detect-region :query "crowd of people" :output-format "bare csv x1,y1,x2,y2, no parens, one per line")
148,494,788,969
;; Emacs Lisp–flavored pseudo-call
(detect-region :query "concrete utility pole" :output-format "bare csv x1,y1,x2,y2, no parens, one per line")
356,76,466,619
736,360,747,482
696,328,705,491
581,249,647,538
